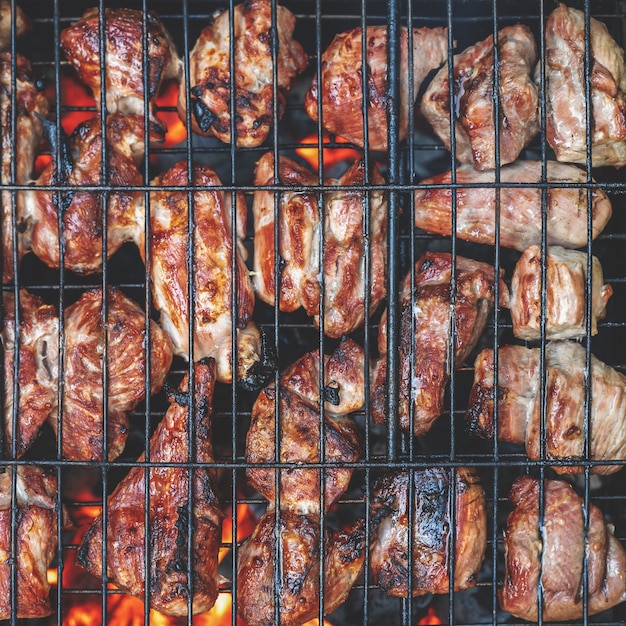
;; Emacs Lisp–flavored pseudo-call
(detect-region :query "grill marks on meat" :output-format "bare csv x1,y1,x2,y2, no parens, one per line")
237,509,365,626
371,251,508,437
510,245,612,340
370,468,486,597
467,342,626,475
304,25,448,151
148,161,262,386
500,476,626,621
178,0,307,147
414,160,612,252
252,153,387,338
0,2,30,51
542,4,626,167
422,25,539,170
246,338,364,515
78,361,223,617
51,288,173,462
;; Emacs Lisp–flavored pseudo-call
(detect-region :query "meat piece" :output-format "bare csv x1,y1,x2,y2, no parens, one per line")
422,25,539,170
542,4,626,167
500,476,626,621
178,0,307,147
305,25,448,151
414,161,612,251
0,2,30,50
370,468,486,597
60,8,181,124
510,245,613,340
2,290,58,457
252,153,387,338
148,161,266,386
78,361,223,617
246,338,364,515
237,509,365,626
371,251,508,436
0,53,48,284
20,114,151,274
0,467,69,619
467,342,626,475
50,288,173,462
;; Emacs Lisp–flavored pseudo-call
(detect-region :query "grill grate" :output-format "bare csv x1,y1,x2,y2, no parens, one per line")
1,1,626,625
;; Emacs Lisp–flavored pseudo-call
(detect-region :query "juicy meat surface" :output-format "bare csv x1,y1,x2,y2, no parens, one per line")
414,160,612,251
0,1,30,50
237,509,365,626
371,251,508,436
467,342,626,475
78,361,223,617
253,153,387,337
179,0,307,147
246,338,364,515
370,468,486,597
20,114,149,274
148,161,264,386
60,8,181,123
542,4,626,167
51,288,173,462
510,245,613,340
304,25,448,151
2,290,58,457
500,476,626,621
422,25,539,170
0,52,48,284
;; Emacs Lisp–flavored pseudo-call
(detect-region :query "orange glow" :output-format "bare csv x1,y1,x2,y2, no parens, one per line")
219,503,257,563
155,80,187,147
302,619,335,626
296,133,362,169
418,607,442,625
47,568,58,586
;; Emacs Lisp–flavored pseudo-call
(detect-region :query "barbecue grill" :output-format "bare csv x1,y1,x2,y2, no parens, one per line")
2,0,626,625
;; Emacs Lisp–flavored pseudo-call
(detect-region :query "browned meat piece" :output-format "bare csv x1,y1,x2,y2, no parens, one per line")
237,509,365,626
500,476,626,621
414,161,612,251
304,25,448,151
253,153,387,338
510,245,613,340
2,290,58,457
78,361,223,617
467,342,626,475
49,288,173,462
0,2,31,50
422,25,539,170
246,338,364,515
542,4,626,167
20,114,150,274
0,467,69,619
60,8,181,123
371,251,508,437
0,53,48,284
370,468,486,597
178,0,307,147
147,161,265,386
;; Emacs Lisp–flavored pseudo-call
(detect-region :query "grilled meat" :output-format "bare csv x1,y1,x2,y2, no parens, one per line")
50,288,173,462
467,341,626,475
0,52,48,284
237,509,365,626
179,0,307,147
253,153,387,338
510,245,613,340
246,338,364,515
2,290,58,458
20,114,150,274
370,468,486,597
371,251,508,437
147,161,264,386
60,8,181,124
304,25,448,151
414,160,612,251
500,476,626,621
78,361,223,617
0,2,30,50
422,25,539,170
542,4,626,167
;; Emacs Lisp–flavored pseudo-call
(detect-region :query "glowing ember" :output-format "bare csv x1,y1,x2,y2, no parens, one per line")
296,133,362,169
219,502,258,563
155,80,187,147
302,619,335,626
417,607,442,625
